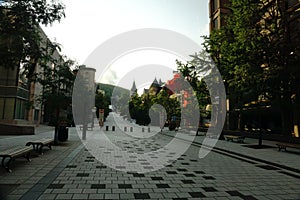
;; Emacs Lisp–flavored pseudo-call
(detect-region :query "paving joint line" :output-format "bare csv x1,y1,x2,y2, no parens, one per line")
19,143,84,200
162,131,300,178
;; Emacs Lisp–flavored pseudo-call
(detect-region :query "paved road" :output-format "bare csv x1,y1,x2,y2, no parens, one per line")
0,112,300,199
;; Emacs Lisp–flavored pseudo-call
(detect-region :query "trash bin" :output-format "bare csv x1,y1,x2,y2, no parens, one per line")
58,126,68,142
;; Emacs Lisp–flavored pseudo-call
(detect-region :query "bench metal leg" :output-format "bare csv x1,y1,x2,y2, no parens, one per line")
38,145,44,155
1,157,6,168
45,143,52,150
26,142,37,152
238,139,244,143
1,157,11,172
24,152,31,162
278,146,286,151
5,157,13,173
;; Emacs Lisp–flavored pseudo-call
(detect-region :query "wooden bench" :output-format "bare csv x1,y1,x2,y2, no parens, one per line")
276,142,300,152
0,146,32,172
26,138,54,154
224,135,245,143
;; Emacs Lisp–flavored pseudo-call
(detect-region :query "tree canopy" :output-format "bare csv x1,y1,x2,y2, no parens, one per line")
0,0,65,79
204,0,299,104
203,0,300,134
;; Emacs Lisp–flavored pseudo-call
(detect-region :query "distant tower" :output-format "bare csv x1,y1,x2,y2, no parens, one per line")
130,81,137,96
149,77,161,95
158,78,163,86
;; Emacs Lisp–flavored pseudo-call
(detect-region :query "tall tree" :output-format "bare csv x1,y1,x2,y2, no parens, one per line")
176,55,211,126
204,0,300,135
37,52,75,126
0,0,65,79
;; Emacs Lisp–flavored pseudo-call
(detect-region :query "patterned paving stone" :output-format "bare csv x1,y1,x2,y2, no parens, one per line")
203,176,216,180
2,116,300,200
118,184,132,189
156,183,170,188
202,187,218,192
47,184,64,189
65,165,77,168
131,173,145,177
166,171,178,174
177,168,188,172
189,191,206,198
183,173,196,177
134,193,150,199
151,176,164,181
90,184,106,189
76,173,89,177
194,170,205,174
181,180,196,184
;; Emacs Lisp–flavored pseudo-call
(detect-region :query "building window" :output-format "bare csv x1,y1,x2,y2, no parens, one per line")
15,99,27,120
34,109,39,121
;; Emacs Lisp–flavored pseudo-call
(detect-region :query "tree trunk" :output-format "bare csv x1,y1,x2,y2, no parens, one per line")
54,108,60,144
292,94,300,137
258,113,263,146
280,106,292,135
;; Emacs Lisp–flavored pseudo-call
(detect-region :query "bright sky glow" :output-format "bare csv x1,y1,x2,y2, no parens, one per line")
42,0,210,89
101,49,186,89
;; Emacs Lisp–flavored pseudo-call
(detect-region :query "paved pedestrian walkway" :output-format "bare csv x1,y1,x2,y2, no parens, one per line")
0,113,300,200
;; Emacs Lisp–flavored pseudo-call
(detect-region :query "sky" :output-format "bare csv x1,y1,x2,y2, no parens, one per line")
42,0,210,89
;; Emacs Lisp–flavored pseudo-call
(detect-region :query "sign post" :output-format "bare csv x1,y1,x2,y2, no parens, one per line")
99,109,104,127
160,111,166,132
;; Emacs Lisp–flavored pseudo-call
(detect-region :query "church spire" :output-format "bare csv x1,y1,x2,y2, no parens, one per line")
130,81,137,96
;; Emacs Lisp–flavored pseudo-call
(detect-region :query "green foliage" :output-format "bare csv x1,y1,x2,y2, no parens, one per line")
203,0,300,133
95,83,130,120
176,54,211,118
128,89,181,126
204,0,299,103
153,89,181,120
0,0,65,78
95,88,110,120
129,93,151,125
37,55,75,126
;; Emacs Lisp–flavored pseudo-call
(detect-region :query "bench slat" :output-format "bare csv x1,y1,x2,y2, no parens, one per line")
0,146,32,157
26,137,54,154
0,145,32,172
276,142,300,151
224,135,245,143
